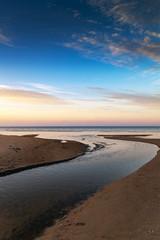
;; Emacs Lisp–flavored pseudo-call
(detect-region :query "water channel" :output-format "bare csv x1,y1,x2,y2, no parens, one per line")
0,133,158,240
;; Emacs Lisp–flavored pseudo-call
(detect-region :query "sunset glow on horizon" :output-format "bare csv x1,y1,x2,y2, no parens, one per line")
0,0,160,126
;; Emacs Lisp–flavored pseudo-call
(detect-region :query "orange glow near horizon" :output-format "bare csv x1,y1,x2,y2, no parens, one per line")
0,86,159,126
0,103,159,126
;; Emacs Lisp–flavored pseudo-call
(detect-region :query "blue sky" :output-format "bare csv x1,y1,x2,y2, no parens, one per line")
0,0,160,125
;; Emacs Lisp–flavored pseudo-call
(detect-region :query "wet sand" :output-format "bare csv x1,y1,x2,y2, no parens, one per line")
0,134,88,176
36,135,160,240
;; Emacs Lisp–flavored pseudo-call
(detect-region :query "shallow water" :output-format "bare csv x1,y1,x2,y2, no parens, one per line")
0,132,158,240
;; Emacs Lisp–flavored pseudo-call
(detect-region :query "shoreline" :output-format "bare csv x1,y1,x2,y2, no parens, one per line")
35,134,160,240
0,134,88,177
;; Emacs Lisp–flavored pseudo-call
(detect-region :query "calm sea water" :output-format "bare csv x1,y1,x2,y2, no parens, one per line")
0,126,160,132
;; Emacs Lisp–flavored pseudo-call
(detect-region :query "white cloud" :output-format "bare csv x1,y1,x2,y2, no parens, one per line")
87,87,160,109
56,0,160,68
112,33,119,37
86,19,98,24
62,27,160,68
146,31,160,39
0,85,68,105
25,83,77,95
89,31,97,35
87,0,160,31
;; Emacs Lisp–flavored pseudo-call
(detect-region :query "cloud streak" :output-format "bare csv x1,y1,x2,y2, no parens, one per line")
61,0,160,68
25,83,77,95
0,85,68,105
152,80,160,85
0,29,12,47
87,87,160,109
63,31,160,68
88,0,160,30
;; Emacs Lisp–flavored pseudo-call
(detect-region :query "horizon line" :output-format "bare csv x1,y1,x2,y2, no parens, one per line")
0,125,160,128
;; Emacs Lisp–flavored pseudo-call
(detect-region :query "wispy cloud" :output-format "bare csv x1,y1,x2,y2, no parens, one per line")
87,87,160,109
63,31,160,68
0,29,12,47
146,31,160,39
61,0,160,68
152,80,160,85
73,10,81,19
86,19,98,24
0,85,68,105
88,0,160,30
25,83,77,95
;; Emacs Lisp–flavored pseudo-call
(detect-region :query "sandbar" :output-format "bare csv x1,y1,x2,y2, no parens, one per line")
0,134,88,176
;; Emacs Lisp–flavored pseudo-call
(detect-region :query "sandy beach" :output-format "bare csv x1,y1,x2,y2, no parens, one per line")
0,134,88,176
35,135,160,240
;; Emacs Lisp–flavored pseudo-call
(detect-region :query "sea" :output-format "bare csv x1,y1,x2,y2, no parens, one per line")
0,126,160,142
0,126,160,133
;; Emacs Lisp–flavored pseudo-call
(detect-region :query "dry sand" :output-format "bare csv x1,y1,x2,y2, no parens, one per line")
0,134,88,176
35,135,160,240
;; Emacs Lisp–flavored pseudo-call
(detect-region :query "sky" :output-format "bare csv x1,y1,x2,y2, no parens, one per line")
0,0,160,126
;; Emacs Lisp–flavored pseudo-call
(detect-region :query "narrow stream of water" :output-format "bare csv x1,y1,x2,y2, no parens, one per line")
0,134,158,240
